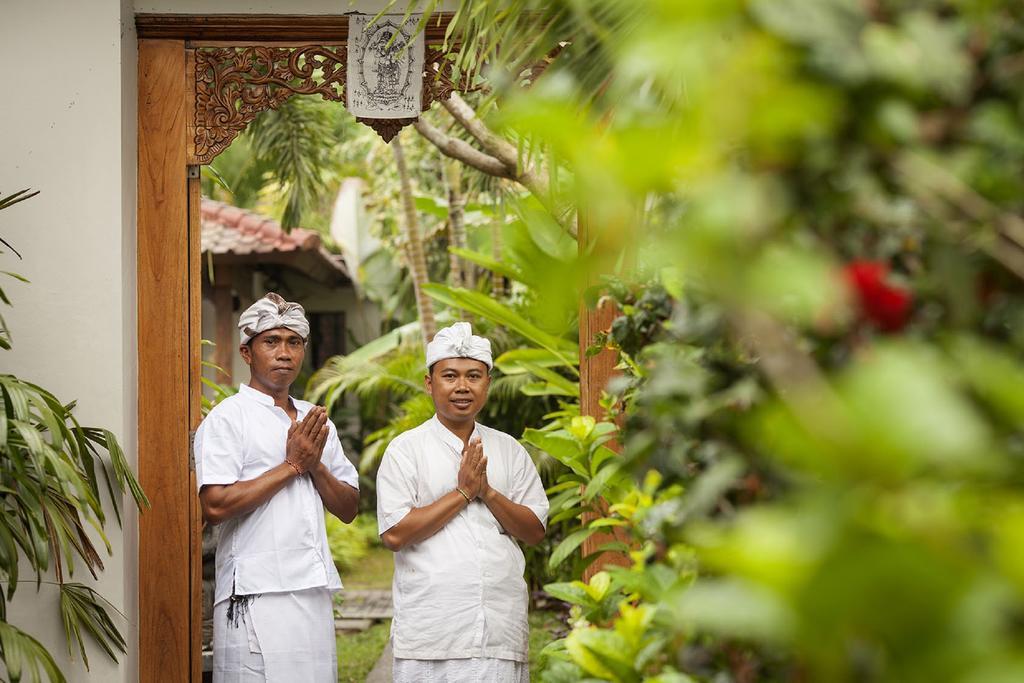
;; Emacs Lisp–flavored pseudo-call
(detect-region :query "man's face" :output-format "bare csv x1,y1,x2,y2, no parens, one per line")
240,327,306,393
426,357,491,426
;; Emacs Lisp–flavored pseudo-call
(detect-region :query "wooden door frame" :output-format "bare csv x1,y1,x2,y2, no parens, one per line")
136,14,460,681
136,14,615,682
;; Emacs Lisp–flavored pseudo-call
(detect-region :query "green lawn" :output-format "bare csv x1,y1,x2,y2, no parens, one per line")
529,610,565,680
337,619,391,683
340,546,394,589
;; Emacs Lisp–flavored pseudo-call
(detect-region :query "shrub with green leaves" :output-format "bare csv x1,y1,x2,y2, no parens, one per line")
0,189,148,682
422,0,1024,680
326,512,379,573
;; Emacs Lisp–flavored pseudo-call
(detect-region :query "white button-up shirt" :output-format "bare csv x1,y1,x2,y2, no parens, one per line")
195,383,359,604
376,416,549,662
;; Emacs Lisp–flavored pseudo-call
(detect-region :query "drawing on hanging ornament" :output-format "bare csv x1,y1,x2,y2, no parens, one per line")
347,14,424,119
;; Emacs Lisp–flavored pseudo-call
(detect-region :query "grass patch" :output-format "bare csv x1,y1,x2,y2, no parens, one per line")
336,619,391,683
341,545,394,589
529,609,565,680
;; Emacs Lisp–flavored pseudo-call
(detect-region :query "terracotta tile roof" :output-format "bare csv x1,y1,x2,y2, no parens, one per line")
201,198,323,255
200,198,349,284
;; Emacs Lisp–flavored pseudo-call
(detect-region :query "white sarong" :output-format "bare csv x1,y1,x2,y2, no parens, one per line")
393,656,529,683
213,588,336,682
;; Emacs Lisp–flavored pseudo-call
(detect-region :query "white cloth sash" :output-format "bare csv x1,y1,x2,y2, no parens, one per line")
213,588,336,682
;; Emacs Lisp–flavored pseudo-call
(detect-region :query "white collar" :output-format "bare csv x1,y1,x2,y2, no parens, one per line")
429,414,479,454
238,383,305,416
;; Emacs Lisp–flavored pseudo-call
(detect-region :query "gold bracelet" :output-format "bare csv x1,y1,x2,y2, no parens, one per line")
284,460,303,477
456,487,472,503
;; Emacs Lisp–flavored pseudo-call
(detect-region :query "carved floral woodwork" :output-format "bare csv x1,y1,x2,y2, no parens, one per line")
192,44,479,163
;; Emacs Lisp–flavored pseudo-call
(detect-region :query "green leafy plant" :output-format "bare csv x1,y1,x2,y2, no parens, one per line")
1,189,148,681
325,513,379,573
199,339,237,416
421,0,1024,680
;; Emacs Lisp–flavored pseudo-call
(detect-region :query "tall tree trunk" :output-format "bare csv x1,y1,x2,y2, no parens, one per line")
492,196,506,298
445,159,473,289
392,133,437,347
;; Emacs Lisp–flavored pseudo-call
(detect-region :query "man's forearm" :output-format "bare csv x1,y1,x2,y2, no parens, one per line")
380,491,468,551
481,488,545,545
311,463,359,523
200,464,298,525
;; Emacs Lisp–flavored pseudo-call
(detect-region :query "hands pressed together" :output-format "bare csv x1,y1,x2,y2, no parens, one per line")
285,406,330,474
456,437,490,501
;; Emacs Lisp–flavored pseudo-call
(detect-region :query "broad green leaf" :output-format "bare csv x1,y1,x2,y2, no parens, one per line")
515,361,579,397
495,347,576,374
583,461,623,502
667,578,794,642
449,247,525,284
421,283,578,367
521,381,577,398
549,527,597,569
523,429,587,476
568,416,596,442
566,627,639,683
543,581,593,607
584,571,612,602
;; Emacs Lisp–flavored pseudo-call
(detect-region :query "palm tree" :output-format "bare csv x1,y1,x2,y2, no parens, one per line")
392,132,438,346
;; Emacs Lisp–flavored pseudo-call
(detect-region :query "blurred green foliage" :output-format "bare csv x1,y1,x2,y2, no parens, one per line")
415,0,1024,680
326,512,380,574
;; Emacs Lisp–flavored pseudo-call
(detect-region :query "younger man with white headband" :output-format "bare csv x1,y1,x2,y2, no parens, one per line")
195,292,360,682
377,322,549,682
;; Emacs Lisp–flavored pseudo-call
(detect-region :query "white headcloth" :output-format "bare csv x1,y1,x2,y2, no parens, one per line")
426,322,493,370
238,292,310,345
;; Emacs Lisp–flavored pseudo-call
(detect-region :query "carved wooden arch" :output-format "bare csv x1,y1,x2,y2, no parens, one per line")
190,42,477,164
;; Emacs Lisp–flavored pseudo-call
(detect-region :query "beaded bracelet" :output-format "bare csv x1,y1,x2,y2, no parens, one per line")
284,460,303,477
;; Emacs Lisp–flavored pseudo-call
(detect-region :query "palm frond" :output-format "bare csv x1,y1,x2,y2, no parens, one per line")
247,97,337,230
59,583,126,669
1,185,142,678
306,321,425,410
488,373,532,402
0,621,65,683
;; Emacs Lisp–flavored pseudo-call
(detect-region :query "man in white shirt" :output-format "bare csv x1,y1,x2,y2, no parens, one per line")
195,292,360,682
376,322,549,682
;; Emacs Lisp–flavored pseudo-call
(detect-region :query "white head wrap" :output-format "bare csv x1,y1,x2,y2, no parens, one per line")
238,292,310,345
426,322,493,370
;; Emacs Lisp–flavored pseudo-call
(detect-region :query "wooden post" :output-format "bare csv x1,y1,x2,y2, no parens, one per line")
578,210,632,582
138,38,191,683
212,266,234,385
187,172,203,683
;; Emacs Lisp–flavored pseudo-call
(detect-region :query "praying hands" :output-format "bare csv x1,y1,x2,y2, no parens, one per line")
286,406,330,474
457,436,488,500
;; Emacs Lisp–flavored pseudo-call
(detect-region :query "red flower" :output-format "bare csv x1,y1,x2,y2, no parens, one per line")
842,260,912,332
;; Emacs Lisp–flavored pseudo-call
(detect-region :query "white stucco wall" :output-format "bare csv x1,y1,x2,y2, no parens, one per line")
0,1,138,681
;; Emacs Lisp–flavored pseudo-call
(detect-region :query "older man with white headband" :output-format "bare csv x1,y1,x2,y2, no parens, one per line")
195,292,360,682
377,322,549,682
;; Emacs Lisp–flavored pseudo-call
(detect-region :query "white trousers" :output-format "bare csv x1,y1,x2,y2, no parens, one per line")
393,656,529,683
213,588,336,683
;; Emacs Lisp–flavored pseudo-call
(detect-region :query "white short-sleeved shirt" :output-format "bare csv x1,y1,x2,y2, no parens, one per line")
376,415,549,662
195,383,359,605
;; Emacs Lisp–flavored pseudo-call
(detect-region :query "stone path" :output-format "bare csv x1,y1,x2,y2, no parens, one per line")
335,588,393,620
335,589,394,679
